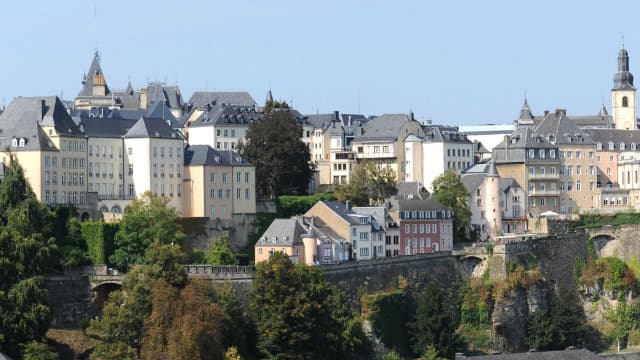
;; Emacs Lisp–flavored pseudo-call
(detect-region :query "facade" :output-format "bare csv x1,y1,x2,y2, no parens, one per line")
420,125,474,191
254,218,306,264
183,145,256,219
183,104,260,151
387,197,453,255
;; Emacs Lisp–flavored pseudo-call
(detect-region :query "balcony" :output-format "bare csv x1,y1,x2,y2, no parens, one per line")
97,194,136,201
528,173,559,180
528,190,560,196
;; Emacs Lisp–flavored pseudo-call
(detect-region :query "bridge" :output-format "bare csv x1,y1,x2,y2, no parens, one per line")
583,224,640,261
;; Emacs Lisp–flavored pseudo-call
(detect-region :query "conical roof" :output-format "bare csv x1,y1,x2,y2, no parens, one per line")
78,51,111,97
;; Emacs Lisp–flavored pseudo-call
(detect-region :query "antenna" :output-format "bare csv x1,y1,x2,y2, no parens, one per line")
622,33,625,48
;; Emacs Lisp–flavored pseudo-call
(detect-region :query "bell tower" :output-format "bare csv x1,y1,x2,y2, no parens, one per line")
612,46,637,130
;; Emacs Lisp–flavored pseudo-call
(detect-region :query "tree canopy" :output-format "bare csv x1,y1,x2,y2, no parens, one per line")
239,109,313,198
110,192,184,271
410,284,459,358
431,170,471,243
335,161,398,206
249,252,370,359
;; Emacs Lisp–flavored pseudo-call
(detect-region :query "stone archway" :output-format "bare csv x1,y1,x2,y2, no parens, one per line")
92,282,122,311
460,256,487,278
591,234,620,258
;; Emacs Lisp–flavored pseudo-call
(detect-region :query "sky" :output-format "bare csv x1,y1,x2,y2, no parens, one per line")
0,1,639,125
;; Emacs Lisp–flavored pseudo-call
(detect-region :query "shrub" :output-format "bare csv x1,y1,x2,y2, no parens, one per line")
81,221,118,265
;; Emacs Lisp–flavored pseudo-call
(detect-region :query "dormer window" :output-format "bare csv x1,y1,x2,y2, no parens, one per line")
621,143,626,151
597,142,602,150
11,138,17,147
608,142,614,150
18,138,25,147
528,149,535,159
271,237,277,244
260,237,266,243
282,236,288,243
633,143,637,151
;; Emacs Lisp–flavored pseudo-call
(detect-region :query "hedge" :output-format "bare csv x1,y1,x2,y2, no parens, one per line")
81,221,119,265
276,193,335,218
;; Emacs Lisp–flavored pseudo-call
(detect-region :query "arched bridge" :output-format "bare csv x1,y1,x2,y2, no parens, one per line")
584,224,640,260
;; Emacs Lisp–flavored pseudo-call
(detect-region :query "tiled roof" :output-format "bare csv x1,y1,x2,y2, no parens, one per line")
353,114,414,142
188,104,261,128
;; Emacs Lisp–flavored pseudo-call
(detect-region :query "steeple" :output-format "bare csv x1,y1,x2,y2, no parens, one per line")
265,88,273,104
78,50,110,97
599,102,609,116
613,46,635,90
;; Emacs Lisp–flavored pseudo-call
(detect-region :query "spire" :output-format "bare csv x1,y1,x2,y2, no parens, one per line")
599,101,609,116
265,88,273,104
78,50,111,97
126,79,134,94
518,96,534,121
613,45,635,90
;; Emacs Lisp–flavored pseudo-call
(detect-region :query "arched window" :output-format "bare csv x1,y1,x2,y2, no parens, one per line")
623,96,629,107
111,205,122,213
99,205,108,213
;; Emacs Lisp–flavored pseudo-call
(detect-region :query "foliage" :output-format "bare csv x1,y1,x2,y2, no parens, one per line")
277,193,336,218
381,350,402,360
579,256,637,297
577,211,640,228
604,301,637,350
431,170,472,243
367,290,411,356
22,341,59,360
457,278,493,352
249,252,370,359
263,99,290,113
527,311,554,351
335,161,398,206
208,282,255,357
144,243,188,288
240,109,313,198
110,192,184,271
81,221,118,265
205,235,238,265
246,213,278,262
141,279,226,360
421,345,448,360
224,346,243,360
410,284,459,359
549,286,586,349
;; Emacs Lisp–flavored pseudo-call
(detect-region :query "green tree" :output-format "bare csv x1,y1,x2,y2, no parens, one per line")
527,311,554,351
368,291,411,355
22,341,59,360
431,170,471,243
421,345,447,360
110,192,185,271
249,252,370,359
239,110,313,198
549,286,586,349
205,235,238,265
335,161,398,206
382,351,402,360
410,285,459,358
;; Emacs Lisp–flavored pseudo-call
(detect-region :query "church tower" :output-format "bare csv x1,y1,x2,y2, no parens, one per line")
612,46,637,130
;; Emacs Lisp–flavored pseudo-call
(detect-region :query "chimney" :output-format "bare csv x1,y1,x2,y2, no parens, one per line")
504,134,509,161
139,88,148,110
345,200,351,211
555,108,566,117
333,110,340,122
544,110,549,116
410,111,415,121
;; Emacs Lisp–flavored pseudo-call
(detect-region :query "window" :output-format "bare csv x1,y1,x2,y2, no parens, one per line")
383,146,389,153
550,167,556,175
609,142,614,150
237,188,241,199
226,189,231,199
373,146,380,153
567,151,572,159
128,164,134,175
551,198,557,207
528,167,534,176
576,181,581,191
576,151,581,159
245,188,250,199
359,232,369,240
540,198,545,206
245,172,250,183
528,149,535,159
405,224,410,233
567,166,573,175
210,173,216,183
539,149,545,159
576,166,581,175
589,151,594,159
236,172,241,183
360,248,369,256
550,150,556,159
597,143,602,151
223,173,228,183
623,96,629,107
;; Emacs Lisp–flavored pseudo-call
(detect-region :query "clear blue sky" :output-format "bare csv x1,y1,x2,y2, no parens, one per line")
0,1,638,125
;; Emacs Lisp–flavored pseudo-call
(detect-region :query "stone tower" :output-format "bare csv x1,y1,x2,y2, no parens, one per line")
485,161,502,240
612,46,637,130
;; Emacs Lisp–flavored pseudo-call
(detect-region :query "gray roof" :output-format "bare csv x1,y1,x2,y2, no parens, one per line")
189,91,256,109
146,101,181,129
124,116,181,139
584,128,640,150
353,113,415,142
534,110,594,146
319,200,360,225
79,117,137,138
396,181,429,197
78,51,111,97
613,47,635,90
256,218,306,246
423,125,472,144
146,83,184,110
474,141,490,153
111,83,140,109
461,173,486,194
184,145,249,166
465,348,600,360
388,198,450,212
187,104,261,128
0,96,83,152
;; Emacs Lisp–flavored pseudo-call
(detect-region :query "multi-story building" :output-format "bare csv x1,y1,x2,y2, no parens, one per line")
386,197,453,255
416,125,474,190
352,113,424,181
183,145,255,219
183,103,260,151
254,218,307,264
0,96,96,217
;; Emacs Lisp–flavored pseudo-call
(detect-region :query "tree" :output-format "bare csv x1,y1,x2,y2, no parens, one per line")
0,158,58,358
410,285,459,358
431,170,472,243
21,341,59,360
249,252,370,359
239,110,313,198
205,235,238,265
110,192,185,271
527,311,554,351
335,161,398,206
549,286,586,349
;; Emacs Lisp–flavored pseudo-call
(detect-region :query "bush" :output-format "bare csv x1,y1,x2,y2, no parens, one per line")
81,221,118,265
276,193,335,218
367,290,411,356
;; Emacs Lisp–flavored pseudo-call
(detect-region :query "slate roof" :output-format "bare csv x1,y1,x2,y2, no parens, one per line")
124,117,181,139
396,181,429,197
187,104,261,128
189,91,256,109
353,114,413,142
534,110,595,145
255,218,306,246
111,83,140,109
388,198,450,212
474,141,490,153
78,51,111,97
464,348,600,359
423,125,472,144
146,101,181,129
146,83,184,110
184,145,250,166
0,96,83,152
318,200,360,225
584,128,640,150
461,173,486,194
79,117,137,138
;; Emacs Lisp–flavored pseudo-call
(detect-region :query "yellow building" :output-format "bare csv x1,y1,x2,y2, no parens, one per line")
254,218,307,264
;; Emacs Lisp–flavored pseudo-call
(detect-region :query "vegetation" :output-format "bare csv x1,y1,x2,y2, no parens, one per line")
110,192,184,271
205,235,238,265
410,285,459,359
366,290,411,356
574,211,640,228
240,107,313,198
431,170,471,243
81,221,118,265
579,256,637,298
277,193,335,218
249,252,371,359
335,161,398,206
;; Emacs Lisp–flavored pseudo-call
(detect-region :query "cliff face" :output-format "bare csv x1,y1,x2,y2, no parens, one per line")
491,283,549,352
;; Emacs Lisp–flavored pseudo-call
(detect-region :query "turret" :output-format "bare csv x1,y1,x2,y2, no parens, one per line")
485,161,502,240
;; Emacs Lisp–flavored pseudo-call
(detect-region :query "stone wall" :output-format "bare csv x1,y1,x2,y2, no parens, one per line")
45,272,94,328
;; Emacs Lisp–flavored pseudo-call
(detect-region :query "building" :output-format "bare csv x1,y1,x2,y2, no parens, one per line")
387,197,454,255
183,145,256,219
254,218,307,264
0,96,96,218
183,103,260,150
418,125,474,191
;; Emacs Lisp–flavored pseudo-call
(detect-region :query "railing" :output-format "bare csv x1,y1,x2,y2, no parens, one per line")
184,265,256,275
528,173,559,179
527,190,560,196
97,194,136,201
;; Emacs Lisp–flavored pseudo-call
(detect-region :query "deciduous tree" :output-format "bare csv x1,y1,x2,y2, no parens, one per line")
335,161,398,206
431,170,471,243
239,109,313,198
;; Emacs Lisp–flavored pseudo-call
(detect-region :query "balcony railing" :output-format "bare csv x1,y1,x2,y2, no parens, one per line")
527,190,560,196
97,194,136,201
528,173,560,179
